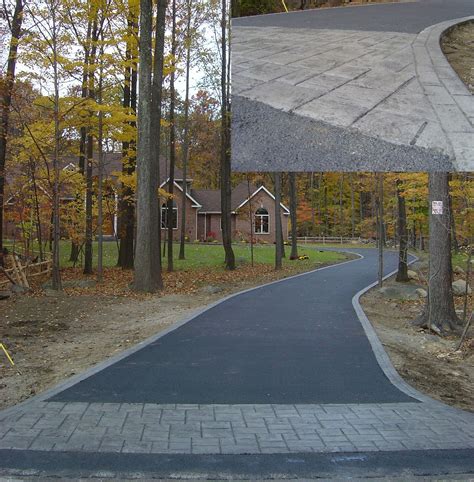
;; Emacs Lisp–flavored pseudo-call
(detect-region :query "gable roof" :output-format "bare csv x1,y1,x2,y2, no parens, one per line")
160,179,202,207
235,185,290,214
193,182,290,214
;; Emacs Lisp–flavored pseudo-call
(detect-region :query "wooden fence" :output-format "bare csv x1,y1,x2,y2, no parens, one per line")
0,251,52,289
294,236,373,244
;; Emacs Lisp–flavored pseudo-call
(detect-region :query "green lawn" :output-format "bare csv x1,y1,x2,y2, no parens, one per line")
56,241,346,271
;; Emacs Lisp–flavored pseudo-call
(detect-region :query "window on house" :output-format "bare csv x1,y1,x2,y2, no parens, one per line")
161,201,178,229
254,207,269,234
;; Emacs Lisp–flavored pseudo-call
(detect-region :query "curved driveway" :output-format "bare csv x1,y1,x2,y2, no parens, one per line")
50,249,412,405
232,0,474,171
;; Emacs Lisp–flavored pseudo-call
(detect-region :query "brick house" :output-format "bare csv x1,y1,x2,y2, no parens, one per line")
161,168,290,243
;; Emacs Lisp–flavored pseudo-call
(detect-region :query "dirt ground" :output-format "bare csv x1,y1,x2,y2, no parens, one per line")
442,21,474,94
0,256,349,410
361,256,474,412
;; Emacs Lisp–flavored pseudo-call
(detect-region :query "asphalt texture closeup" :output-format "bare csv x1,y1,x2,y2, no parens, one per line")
232,0,474,33
50,249,416,405
232,96,454,172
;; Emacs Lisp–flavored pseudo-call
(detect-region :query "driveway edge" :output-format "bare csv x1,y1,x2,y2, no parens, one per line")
0,252,362,418
413,16,474,171
352,254,473,416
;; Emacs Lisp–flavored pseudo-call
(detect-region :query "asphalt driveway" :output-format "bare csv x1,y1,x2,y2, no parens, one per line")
50,249,415,404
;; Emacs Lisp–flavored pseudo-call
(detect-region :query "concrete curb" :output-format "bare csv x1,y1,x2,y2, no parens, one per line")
0,251,362,419
413,16,474,171
352,254,474,417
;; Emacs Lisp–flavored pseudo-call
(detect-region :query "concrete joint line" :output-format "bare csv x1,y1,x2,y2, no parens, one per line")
349,75,416,126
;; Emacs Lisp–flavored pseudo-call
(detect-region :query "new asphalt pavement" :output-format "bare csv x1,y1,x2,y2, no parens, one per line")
49,250,413,405
232,0,474,33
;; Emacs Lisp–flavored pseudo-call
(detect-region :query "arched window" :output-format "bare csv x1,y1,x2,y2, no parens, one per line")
255,207,269,234
161,200,178,229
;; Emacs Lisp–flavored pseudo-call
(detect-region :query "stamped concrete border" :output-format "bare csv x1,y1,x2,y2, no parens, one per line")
413,16,474,171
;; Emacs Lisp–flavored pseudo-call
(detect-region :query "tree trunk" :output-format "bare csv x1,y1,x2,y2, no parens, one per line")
179,0,192,260
339,174,344,236
415,172,458,332
70,19,92,265
118,5,138,269
51,2,61,290
134,0,163,292
395,178,409,282
167,0,177,273
97,38,105,282
247,176,254,266
377,173,384,287
0,0,23,253
84,17,99,275
220,0,235,270
30,160,44,261
289,172,298,260
350,173,355,238
448,176,459,253
274,172,283,270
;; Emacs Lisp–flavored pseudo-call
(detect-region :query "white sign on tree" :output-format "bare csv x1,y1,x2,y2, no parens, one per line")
432,201,443,215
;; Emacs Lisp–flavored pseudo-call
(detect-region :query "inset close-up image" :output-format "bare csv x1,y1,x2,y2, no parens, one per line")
232,0,474,172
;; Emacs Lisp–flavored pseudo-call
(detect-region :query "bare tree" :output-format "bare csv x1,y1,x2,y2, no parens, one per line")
0,0,24,253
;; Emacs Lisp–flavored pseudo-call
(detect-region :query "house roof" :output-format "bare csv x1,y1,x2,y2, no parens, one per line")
193,182,290,215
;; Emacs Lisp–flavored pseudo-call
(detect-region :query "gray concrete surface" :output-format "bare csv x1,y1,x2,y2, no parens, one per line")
231,1,474,171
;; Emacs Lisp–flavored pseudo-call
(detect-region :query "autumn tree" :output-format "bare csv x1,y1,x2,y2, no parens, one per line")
0,0,24,253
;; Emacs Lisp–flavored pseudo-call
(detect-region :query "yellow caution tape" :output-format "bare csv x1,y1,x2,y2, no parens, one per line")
0,344,14,366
